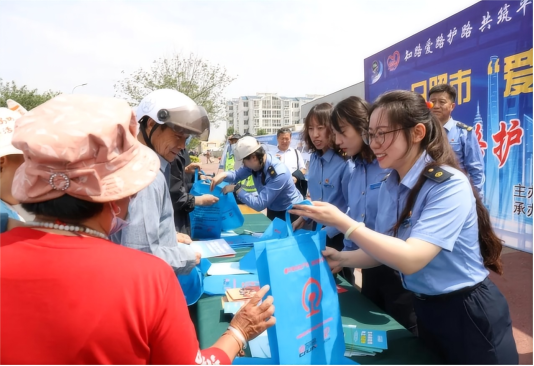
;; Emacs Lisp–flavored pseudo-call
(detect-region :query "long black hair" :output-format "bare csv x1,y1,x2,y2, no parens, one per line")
369,90,503,275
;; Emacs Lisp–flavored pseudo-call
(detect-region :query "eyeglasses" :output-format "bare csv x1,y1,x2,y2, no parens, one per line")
362,127,411,145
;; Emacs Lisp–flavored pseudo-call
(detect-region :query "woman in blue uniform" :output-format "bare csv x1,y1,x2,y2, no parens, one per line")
211,136,303,222
330,96,416,332
290,90,518,364
292,103,348,252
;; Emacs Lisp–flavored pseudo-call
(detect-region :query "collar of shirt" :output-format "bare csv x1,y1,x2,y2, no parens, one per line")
352,154,370,166
443,117,456,132
319,148,335,163
157,154,171,185
276,147,293,154
385,151,432,191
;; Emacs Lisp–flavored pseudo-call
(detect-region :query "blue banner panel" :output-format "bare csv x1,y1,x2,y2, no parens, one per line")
364,1,533,252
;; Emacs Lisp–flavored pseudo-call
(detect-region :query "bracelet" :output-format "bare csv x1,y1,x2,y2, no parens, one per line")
344,222,365,240
228,325,248,349
224,331,245,356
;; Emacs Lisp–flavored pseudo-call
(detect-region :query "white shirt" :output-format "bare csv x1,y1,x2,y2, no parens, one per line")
275,146,305,173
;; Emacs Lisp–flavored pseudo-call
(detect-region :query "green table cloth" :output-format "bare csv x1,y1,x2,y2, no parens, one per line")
190,213,442,364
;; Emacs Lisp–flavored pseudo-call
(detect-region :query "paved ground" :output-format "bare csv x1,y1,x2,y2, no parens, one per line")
200,156,533,364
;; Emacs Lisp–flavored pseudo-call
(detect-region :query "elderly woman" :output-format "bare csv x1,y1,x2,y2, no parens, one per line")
0,95,275,365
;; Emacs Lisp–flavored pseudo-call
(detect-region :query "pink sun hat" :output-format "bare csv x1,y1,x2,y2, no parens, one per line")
11,94,160,203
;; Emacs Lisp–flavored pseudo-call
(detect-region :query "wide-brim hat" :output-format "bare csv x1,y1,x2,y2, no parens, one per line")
12,94,160,203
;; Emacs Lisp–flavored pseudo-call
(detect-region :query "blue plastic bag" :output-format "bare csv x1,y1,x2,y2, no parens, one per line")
252,212,346,364
189,170,244,239
177,258,211,306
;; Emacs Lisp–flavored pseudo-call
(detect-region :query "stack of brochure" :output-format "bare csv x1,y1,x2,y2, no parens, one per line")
343,324,388,357
221,285,260,314
190,239,236,258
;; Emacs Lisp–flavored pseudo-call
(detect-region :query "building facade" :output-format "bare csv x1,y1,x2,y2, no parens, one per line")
226,93,321,135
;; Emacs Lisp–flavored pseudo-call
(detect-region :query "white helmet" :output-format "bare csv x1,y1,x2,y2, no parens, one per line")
136,89,210,141
234,136,261,161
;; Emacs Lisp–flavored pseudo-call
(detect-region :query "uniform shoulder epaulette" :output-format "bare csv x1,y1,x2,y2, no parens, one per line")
267,166,278,178
423,167,454,183
456,122,473,132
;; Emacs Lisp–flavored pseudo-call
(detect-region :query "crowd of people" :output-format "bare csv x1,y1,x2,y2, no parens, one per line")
0,84,518,364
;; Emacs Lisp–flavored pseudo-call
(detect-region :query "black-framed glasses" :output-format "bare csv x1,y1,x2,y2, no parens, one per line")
362,127,411,145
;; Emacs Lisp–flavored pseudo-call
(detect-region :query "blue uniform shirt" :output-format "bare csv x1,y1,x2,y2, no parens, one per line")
342,157,390,250
307,149,349,237
225,153,303,212
444,117,485,196
307,149,348,212
375,152,489,295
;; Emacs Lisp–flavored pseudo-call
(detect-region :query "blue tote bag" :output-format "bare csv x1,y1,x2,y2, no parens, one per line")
189,170,244,239
253,215,346,364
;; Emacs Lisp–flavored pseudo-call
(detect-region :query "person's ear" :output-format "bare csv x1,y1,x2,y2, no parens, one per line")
413,123,426,144
145,118,158,134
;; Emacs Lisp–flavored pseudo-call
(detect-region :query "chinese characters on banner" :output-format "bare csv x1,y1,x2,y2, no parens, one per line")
365,0,533,252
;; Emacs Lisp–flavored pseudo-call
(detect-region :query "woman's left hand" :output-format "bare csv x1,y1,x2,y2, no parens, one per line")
289,201,347,229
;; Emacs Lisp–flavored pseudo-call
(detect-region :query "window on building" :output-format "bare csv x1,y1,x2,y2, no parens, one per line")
254,109,259,117
284,119,290,126
293,119,300,125
262,110,271,118
229,113,234,118
244,119,249,126
229,106,233,110
272,119,281,127
243,101,249,108
284,101,290,108
272,110,281,118
244,111,249,117
272,97,281,109
254,119,259,127
263,119,271,127
292,111,299,117
262,99,271,109
292,102,299,108
254,100,260,108
284,110,289,117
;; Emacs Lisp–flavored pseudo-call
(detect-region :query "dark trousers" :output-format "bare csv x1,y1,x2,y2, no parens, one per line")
326,234,356,286
361,265,417,334
266,208,298,223
414,277,518,364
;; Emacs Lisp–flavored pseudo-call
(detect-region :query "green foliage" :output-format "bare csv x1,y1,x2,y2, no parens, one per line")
226,126,235,136
114,53,236,122
189,155,200,163
255,129,268,136
187,137,200,150
0,79,61,110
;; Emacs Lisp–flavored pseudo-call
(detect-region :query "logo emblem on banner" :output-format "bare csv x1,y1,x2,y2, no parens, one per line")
302,278,322,317
371,60,383,84
387,51,400,71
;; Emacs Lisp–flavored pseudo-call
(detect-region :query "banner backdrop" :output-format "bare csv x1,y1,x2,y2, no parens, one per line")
364,0,533,252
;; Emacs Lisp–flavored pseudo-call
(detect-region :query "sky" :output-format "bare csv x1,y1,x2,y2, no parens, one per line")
1,0,481,104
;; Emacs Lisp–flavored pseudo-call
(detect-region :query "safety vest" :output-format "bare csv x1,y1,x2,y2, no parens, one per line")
225,152,256,193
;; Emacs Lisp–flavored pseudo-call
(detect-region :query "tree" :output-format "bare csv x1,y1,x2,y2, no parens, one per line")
187,137,200,151
0,79,61,110
226,126,235,137
114,53,236,123
255,129,268,136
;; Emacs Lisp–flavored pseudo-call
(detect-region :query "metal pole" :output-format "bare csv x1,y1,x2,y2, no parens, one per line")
71,83,88,94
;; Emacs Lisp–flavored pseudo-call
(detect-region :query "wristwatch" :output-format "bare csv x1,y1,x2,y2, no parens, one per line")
233,183,242,194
